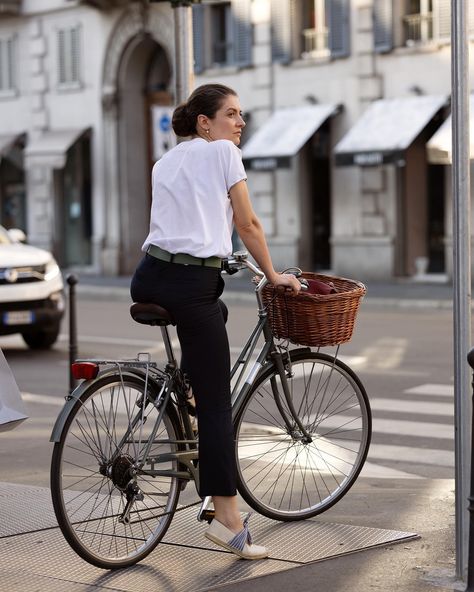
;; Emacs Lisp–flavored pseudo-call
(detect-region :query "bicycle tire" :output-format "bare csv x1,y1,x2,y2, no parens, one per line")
234,351,371,521
51,373,182,569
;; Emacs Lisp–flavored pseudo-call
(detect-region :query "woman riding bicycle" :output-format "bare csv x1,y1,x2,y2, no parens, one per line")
130,83,301,560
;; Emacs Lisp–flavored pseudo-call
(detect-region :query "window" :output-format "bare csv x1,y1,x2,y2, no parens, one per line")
192,0,252,73
301,0,329,57
271,0,350,63
403,0,434,45
211,2,234,66
0,36,16,94
57,25,81,88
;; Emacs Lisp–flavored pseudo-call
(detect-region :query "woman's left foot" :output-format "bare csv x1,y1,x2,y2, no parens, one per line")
205,514,268,560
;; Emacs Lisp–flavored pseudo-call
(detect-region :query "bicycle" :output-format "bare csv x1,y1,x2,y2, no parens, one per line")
50,251,371,569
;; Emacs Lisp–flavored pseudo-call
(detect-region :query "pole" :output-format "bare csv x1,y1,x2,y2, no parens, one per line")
67,274,78,394
466,349,474,590
451,0,471,582
172,0,194,104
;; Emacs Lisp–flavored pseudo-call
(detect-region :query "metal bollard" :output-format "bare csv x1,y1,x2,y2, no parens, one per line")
466,348,474,590
67,274,78,394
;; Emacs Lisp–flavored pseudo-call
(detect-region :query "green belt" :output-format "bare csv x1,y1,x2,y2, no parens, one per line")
146,244,222,269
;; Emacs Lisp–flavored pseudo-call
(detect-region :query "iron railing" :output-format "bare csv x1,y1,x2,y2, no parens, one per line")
302,27,329,56
403,12,434,44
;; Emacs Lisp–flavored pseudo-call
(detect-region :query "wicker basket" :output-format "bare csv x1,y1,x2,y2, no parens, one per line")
262,272,366,347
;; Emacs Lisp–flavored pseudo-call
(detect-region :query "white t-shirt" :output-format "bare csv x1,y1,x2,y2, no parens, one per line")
142,137,247,259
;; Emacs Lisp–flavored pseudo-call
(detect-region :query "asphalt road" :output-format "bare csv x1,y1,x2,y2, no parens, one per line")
0,295,455,488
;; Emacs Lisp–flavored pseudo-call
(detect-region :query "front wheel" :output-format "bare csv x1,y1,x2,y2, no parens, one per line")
22,322,60,349
235,351,371,521
51,373,182,569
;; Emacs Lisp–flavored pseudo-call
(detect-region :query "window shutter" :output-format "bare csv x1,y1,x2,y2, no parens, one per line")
271,0,292,63
327,0,350,57
192,4,205,74
0,41,4,91
232,0,252,68
434,0,451,41
7,38,14,89
70,27,80,83
57,29,67,84
374,0,393,52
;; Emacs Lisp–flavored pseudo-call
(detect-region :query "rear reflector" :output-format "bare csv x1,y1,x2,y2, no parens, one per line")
71,362,99,380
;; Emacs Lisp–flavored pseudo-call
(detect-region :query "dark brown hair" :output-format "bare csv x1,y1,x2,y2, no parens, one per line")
172,83,237,137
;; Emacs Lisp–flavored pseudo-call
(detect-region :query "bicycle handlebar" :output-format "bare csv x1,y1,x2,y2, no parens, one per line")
222,251,308,293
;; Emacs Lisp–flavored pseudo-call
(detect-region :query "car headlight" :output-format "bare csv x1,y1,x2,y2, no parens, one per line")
44,258,60,281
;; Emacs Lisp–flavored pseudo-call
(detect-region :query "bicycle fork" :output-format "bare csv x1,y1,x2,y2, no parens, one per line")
271,351,313,443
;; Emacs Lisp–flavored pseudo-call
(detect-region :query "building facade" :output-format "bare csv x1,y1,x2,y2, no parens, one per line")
0,0,472,279
0,0,176,275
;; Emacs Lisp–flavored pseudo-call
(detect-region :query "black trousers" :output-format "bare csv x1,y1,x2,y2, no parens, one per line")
130,254,236,496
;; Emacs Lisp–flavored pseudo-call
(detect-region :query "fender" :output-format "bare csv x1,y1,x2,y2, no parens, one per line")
49,368,150,443
255,346,312,382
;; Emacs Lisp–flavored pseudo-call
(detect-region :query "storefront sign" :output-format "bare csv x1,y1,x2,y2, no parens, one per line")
353,152,383,166
246,156,291,170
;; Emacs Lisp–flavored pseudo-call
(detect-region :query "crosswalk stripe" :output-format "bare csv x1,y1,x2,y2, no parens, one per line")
360,461,424,479
371,416,453,439
404,384,454,397
367,442,453,467
370,398,453,417
22,393,65,406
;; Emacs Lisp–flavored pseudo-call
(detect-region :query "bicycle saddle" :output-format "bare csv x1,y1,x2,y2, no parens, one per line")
130,302,176,326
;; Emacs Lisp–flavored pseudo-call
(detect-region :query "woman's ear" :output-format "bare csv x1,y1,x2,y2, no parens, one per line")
196,114,209,131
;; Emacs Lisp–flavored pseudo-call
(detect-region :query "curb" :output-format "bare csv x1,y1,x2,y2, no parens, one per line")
75,284,454,309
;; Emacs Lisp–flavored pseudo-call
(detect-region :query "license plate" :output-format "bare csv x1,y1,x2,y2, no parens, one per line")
3,311,34,325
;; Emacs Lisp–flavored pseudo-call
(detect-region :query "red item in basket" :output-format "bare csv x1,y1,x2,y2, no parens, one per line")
305,278,337,295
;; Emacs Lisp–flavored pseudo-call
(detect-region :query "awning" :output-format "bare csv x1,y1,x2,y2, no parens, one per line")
25,129,88,169
334,95,447,166
427,95,474,164
242,104,339,170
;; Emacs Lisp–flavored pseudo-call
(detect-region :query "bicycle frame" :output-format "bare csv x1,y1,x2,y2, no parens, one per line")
50,254,312,503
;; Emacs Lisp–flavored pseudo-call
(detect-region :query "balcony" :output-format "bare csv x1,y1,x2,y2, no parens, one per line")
0,0,21,15
302,27,329,58
404,12,434,45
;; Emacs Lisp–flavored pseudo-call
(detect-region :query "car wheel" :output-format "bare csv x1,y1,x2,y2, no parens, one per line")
22,324,60,350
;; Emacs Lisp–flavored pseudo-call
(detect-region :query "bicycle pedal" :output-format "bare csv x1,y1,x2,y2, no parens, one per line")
198,508,215,524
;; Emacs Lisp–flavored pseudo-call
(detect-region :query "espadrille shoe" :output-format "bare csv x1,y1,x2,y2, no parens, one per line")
204,513,268,560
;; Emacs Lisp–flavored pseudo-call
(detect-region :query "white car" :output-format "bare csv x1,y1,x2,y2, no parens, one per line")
0,225,64,349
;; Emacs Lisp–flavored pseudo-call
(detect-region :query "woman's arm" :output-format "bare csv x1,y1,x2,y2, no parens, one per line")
229,180,301,293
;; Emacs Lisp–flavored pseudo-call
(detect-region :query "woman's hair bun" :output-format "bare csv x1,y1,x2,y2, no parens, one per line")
172,102,195,137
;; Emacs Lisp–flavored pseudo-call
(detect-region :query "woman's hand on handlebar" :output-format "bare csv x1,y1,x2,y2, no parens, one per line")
271,272,302,296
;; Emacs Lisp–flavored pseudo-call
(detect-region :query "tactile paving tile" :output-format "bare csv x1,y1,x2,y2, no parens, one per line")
0,568,98,591
164,505,418,563
0,529,298,592
0,482,419,592
0,483,57,536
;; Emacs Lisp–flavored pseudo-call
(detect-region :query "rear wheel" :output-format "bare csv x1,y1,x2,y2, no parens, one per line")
235,351,371,521
51,373,182,569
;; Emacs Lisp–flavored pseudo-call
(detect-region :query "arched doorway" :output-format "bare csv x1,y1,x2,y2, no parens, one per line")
117,35,172,273
100,4,175,276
